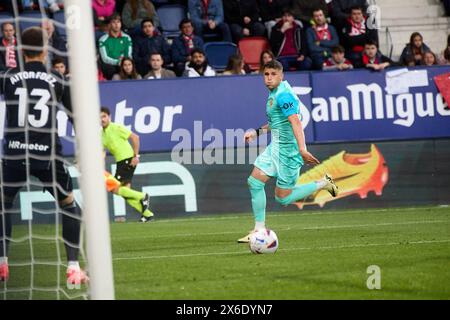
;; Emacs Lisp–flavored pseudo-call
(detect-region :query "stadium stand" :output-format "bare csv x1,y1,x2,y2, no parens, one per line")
377,0,450,61
203,41,237,71
18,10,46,31
238,36,270,72
0,12,13,24
0,0,448,77
51,9,65,39
156,4,186,39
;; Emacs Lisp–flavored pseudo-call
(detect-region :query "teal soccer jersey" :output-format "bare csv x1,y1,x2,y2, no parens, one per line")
254,80,304,189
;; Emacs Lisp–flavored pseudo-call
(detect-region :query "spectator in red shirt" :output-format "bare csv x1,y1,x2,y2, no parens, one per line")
306,8,339,70
357,39,393,71
270,10,312,71
331,0,369,36
341,6,378,65
0,22,18,72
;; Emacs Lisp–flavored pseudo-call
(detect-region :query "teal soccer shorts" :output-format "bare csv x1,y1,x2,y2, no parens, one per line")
254,143,303,189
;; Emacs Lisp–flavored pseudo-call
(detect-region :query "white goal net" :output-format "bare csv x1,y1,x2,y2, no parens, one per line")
0,0,113,300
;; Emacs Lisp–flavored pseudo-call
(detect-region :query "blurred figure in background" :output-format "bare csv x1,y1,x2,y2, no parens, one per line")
183,48,216,77
422,51,438,66
0,22,18,72
400,32,431,66
438,34,450,65
112,57,142,80
122,0,160,32
222,54,246,75
257,49,275,73
171,18,204,76
144,52,176,79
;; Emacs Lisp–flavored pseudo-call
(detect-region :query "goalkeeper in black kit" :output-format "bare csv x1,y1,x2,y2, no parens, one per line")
0,27,88,285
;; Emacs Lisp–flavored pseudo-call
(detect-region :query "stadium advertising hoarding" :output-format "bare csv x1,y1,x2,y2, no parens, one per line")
97,71,313,154
95,65,450,154
1,66,450,221
12,139,450,221
311,66,450,142
107,140,449,218
1,66,448,154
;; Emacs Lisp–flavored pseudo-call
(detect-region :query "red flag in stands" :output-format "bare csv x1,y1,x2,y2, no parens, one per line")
434,72,450,110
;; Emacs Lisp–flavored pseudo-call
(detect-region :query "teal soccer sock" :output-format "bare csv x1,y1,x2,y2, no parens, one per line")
247,176,267,226
275,182,318,206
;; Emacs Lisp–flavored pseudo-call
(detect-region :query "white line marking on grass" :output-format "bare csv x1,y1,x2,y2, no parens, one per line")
113,219,449,240
136,206,450,224
112,239,450,261
281,239,450,253
291,220,449,231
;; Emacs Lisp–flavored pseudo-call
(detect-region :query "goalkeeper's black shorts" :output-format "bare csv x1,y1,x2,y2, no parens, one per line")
1,159,73,204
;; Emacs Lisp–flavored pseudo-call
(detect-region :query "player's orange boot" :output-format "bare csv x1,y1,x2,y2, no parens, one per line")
0,263,9,282
66,266,89,286
295,144,388,208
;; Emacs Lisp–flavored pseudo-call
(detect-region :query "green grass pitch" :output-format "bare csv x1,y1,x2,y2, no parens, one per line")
2,206,450,299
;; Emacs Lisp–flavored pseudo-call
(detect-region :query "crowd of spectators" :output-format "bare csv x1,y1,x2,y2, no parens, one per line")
0,0,449,82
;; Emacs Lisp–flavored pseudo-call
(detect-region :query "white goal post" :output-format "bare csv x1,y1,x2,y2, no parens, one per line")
64,1,114,300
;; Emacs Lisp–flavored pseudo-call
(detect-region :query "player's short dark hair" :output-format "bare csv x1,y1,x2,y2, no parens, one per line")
141,18,154,29
150,52,163,60
282,8,294,16
1,21,14,32
108,13,121,24
179,18,193,30
100,106,111,115
350,5,364,13
332,45,345,54
51,56,65,66
22,27,45,58
365,39,378,47
312,7,324,15
191,48,205,57
263,59,283,72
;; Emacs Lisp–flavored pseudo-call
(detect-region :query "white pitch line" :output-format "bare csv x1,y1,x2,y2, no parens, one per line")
113,219,449,240
280,239,450,253
112,239,450,261
139,206,450,224
9,219,449,246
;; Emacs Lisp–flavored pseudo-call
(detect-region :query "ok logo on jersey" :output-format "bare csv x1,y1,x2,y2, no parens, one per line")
282,102,294,110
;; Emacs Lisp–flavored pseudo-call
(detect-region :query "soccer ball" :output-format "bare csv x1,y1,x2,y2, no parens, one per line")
249,228,279,254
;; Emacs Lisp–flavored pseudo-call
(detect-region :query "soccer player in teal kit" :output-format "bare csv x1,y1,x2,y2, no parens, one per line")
238,60,338,243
